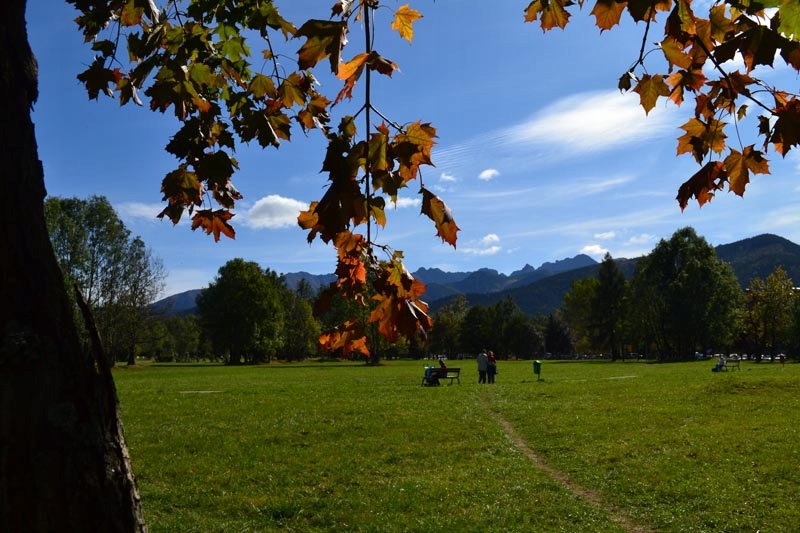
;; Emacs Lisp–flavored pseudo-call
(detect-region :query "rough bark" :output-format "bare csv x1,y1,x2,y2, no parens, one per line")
0,2,147,531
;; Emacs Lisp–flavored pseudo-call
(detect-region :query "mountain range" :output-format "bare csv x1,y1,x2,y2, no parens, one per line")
153,233,800,318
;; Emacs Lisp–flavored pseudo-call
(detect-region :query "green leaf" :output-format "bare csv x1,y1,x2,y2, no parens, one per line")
779,0,800,40
249,73,276,99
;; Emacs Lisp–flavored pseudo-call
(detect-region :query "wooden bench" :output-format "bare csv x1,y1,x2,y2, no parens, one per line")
421,367,461,386
725,356,741,371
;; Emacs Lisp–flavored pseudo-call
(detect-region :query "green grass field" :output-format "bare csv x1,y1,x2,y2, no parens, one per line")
114,358,800,532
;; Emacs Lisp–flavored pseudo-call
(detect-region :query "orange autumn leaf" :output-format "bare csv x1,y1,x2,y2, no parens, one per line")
633,74,671,114
421,187,459,247
677,117,727,163
524,0,573,31
724,146,769,197
318,320,369,356
190,209,235,242
590,0,625,32
392,4,422,43
676,161,727,210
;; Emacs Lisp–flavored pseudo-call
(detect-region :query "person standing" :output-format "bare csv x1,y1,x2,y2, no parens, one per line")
477,349,488,384
487,351,497,384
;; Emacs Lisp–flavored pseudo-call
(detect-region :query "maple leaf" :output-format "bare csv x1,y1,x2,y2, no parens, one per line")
318,320,369,357
633,74,671,114
335,255,367,293
626,0,671,23
297,202,320,243
76,57,117,99
368,196,387,228
369,257,431,343
677,117,727,164
524,0,573,31
121,0,144,26
421,187,459,247
190,209,236,241
392,4,423,43
709,4,734,44
335,52,399,104
160,166,203,212
296,20,347,73
779,0,800,40
724,146,769,197
661,37,693,70
768,97,800,156
249,74,277,99
392,121,437,183
590,0,625,32
278,72,307,108
676,161,727,210
666,69,707,106
738,26,780,73
195,150,238,188
335,53,368,104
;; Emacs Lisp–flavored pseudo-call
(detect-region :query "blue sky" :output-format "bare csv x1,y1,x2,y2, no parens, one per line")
26,1,800,297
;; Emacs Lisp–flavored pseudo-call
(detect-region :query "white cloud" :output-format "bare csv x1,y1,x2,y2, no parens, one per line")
462,233,502,256
480,233,500,246
581,244,608,257
440,172,457,182
245,195,308,229
479,168,499,181
594,231,616,240
393,197,421,208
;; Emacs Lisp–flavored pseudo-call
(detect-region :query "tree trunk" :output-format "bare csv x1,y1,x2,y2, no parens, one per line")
0,3,147,531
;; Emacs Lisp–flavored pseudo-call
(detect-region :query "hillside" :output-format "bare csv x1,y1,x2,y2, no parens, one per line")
714,233,800,287
152,233,800,317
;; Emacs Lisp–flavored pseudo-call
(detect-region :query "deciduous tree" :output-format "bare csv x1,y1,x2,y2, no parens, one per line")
429,295,468,358
591,253,628,360
1,1,145,529
46,196,166,365
196,258,286,364
743,266,794,358
562,277,600,354
630,227,742,360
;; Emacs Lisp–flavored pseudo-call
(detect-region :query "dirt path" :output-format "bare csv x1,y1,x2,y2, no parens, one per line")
492,411,654,533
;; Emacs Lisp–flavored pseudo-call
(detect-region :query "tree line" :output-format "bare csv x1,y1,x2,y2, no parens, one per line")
46,201,799,364
436,226,800,363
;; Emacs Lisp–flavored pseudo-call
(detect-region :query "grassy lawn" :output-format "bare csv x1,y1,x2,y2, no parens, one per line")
114,358,799,532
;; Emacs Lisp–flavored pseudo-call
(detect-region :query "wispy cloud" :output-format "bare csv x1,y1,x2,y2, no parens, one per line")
440,172,457,182
479,168,499,181
459,174,635,210
434,90,677,174
627,233,654,245
245,194,308,229
594,231,616,240
117,202,162,220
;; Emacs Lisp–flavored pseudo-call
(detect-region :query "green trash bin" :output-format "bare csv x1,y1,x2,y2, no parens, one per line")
533,360,542,379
